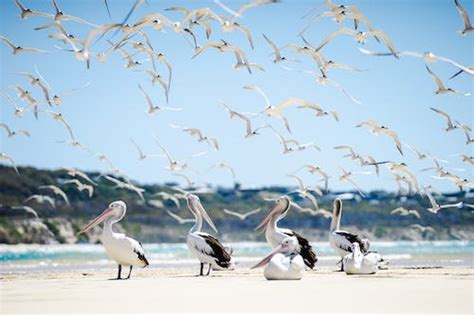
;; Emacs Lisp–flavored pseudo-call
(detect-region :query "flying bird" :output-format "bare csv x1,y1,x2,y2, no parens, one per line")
425,65,470,96
51,0,96,25
153,137,190,171
131,139,147,160
174,126,219,151
14,0,53,19
454,0,474,35
45,110,75,140
23,194,56,208
356,120,403,155
390,207,421,219
0,153,19,175
358,48,474,76
422,186,463,214
166,210,195,224
302,164,330,192
11,205,39,218
172,173,195,187
0,35,47,55
0,123,30,138
338,168,367,197
64,168,97,186
315,27,398,58
209,162,236,180
102,175,145,201
219,101,266,138
138,84,181,115
262,33,286,63
223,208,261,220
63,179,94,197
430,108,458,131
410,224,436,234
39,185,70,205
154,192,181,208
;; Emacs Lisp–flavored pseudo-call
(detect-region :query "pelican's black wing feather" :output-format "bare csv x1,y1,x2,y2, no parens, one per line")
284,230,318,269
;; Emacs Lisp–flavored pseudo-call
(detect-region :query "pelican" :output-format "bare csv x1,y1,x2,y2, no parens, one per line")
329,199,370,271
255,196,317,269
251,236,305,280
343,243,385,275
79,200,149,279
186,194,234,276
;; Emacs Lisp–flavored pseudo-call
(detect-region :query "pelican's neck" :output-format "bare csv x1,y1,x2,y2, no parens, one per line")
353,246,363,267
267,213,283,233
102,211,124,237
330,204,342,231
265,214,284,245
103,218,116,237
190,211,202,234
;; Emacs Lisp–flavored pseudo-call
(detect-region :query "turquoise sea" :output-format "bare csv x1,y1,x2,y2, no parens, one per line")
1,241,473,273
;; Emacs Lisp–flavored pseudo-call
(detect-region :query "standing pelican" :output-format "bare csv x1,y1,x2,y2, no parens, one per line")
329,198,370,271
186,194,233,276
79,201,149,279
251,236,305,280
343,242,385,275
255,196,317,269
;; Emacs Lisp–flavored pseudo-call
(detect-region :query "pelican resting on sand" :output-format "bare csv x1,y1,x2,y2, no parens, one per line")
251,236,305,280
343,242,386,275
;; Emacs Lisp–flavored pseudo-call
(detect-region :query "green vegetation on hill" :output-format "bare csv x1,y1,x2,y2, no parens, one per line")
0,165,472,244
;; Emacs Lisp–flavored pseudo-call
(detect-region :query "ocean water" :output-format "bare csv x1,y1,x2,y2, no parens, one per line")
0,241,472,273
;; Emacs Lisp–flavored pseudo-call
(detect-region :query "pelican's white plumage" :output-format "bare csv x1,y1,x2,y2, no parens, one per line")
256,196,317,269
185,194,234,275
252,236,305,280
329,198,370,270
343,242,385,275
79,200,149,279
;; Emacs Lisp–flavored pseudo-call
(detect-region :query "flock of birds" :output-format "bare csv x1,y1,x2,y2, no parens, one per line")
1,0,473,280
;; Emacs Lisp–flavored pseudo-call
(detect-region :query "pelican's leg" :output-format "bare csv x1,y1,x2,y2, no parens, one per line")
199,263,204,276
126,266,133,279
117,264,122,279
206,263,211,276
340,260,344,272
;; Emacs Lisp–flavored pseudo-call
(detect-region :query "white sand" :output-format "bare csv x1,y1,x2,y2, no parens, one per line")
1,267,473,314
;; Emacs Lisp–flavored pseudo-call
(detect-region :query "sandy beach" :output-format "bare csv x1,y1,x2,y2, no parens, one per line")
1,267,472,314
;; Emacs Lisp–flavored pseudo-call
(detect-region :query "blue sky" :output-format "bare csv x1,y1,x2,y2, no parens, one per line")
0,0,472,192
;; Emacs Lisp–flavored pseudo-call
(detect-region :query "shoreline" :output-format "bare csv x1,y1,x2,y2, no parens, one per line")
1,267,473,314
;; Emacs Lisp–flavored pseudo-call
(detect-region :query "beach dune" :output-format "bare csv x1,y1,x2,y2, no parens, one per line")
1,267,472,314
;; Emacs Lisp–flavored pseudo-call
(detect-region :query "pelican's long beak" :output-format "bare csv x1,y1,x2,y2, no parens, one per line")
255,203,280,232
251,244,288,269
195,200,218,233
78,207,114,234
